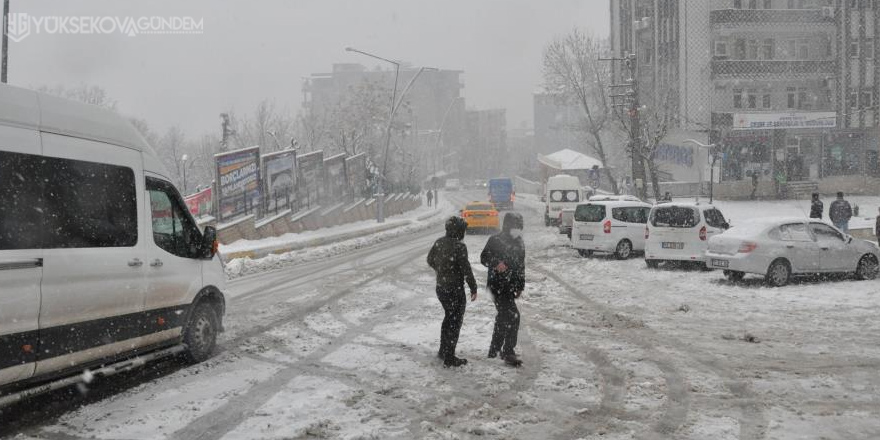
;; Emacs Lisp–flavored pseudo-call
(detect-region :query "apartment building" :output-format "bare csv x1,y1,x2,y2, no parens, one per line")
611,0,880,197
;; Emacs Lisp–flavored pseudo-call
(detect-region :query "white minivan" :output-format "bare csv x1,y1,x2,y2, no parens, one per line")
0,83,226,403
644,202,730,268
544,174,585,226
571,200,653,259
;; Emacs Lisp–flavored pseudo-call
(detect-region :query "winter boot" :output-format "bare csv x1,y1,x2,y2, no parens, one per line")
501,353,522,367
443,356,468,368
487,349,498,359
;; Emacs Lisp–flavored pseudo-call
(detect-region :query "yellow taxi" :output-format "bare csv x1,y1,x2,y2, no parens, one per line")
461,201,500,233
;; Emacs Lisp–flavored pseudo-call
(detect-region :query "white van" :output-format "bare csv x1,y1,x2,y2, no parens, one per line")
544,174,584,226
0,84,225,403
645,202,730,268
571,200,652,259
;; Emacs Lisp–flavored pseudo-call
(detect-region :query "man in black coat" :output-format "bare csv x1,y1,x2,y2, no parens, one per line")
810,193,823,219
829,191,853,233
481,212,525,367
427,216,478,367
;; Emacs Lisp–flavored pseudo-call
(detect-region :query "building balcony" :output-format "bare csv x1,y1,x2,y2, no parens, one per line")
710,8,834,26
711,59,836,78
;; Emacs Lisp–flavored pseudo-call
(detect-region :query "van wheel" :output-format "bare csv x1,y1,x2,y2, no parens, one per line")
724,270,745,282
183,303,219,363
577,249,593,258
645,259,660,269
855,254,879,280
614,240,633,260
765,259,791,287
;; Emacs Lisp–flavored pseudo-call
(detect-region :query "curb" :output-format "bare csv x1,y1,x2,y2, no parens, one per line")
220,205,449,263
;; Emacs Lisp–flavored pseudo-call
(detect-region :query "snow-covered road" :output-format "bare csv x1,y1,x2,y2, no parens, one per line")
4,191,880,440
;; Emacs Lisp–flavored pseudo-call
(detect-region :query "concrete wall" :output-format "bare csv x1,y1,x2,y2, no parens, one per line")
216,195,423,245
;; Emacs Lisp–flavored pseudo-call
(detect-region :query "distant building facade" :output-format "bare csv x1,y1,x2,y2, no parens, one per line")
463,109,508,179
533,91,583,156
611,0,880,197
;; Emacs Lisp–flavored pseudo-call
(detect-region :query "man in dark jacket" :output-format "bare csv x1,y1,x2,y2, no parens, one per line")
829,191,853,232
427,216,478,367
481,212,525,367
810,193,823,219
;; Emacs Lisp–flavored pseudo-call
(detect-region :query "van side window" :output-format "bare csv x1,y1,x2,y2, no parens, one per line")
43,155,137,248
0,150,44,250
704,209,728,229
147,177,202,258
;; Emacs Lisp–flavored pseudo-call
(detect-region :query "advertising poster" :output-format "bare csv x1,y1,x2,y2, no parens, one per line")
323,153,347,203
296,150,324,208
215,146,261,221
345,153,367,199
184,187,213,217
261,149,296,212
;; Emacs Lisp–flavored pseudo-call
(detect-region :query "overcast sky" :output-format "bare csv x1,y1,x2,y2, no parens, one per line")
8,0,609,137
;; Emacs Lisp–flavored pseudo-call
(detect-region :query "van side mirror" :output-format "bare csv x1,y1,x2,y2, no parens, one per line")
202,226,218,259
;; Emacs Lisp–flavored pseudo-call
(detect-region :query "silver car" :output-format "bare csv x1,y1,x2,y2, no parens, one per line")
705,217,880,287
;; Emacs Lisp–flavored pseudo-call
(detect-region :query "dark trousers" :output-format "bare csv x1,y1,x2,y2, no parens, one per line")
437,287,466,360
489,290,520,356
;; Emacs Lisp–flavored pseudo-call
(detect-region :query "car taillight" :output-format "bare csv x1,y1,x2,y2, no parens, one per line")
699,226,707,241
488,211,498,217
738,241,758,253
461,212,469,218
645,226,649,239
604,220,611,234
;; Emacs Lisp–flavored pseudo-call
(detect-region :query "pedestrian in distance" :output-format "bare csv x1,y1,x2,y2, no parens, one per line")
427,217,478,368
481,212,526,367
875,207,880,244
426,189,433,207
433,189,439,209
810,193,823,219
829,191,853,233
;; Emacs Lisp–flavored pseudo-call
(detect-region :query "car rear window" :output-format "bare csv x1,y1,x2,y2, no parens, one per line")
467,204,493,211
703,209,728,229
650,206,698,228
574,204,605,222
612,207,648,224
549,190,579,202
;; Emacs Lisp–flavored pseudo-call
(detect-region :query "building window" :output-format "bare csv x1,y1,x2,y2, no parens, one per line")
762,39,775,59
762,89,772,108
849,41,860,58
734,88,744,108
734,39,747,59
850,88,859,108
798,87,810,109
861,88,874,108
747,89,758,108
787,87,797,108
765,0,773,8
749,0,758,8
866,39,875,59
734,0,743,8
715,41,729,58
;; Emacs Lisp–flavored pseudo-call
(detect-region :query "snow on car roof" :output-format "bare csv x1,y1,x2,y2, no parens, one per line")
724,216,815,236
578,200,652,207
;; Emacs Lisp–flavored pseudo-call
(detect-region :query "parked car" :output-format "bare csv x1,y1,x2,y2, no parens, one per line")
461,201,500,233
544,174,584,227
558,208,575,239
589,194,642,202
571,200,652,259
0,83,225,403
645,203,729,268
706,218,880,286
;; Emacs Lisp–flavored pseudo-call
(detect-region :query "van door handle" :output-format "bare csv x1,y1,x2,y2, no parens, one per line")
0,258,43,270
128,258,144,267
820,247,830,251
150,259,163,268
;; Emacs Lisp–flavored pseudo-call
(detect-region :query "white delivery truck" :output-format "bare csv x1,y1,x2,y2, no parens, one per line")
544,174,585,227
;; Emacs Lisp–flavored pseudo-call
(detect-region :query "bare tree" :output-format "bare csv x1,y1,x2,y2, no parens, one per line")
543,29,620,194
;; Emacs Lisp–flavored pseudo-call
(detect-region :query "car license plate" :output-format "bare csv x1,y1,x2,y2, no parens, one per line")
661,242,684,249
579,234,594,241
711,259,729,268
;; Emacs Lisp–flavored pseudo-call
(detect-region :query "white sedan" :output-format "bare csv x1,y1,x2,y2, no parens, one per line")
705,217,880,287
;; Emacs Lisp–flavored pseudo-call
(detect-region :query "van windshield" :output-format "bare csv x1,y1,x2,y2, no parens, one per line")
574,204,605,222
651,206,698,228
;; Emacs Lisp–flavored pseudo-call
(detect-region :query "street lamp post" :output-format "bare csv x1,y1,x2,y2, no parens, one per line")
181,154,189,195
345,46,435,223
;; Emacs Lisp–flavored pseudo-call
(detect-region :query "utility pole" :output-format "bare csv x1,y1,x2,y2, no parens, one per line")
2,0,9,83
604,52,647,200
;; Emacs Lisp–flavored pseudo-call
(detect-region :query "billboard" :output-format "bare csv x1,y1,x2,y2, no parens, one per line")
323,153,347,203
184,187,213,218
296,150,323,208
733,112,836,130
261,149,296,213
346,153,367,199
215,146,261,221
